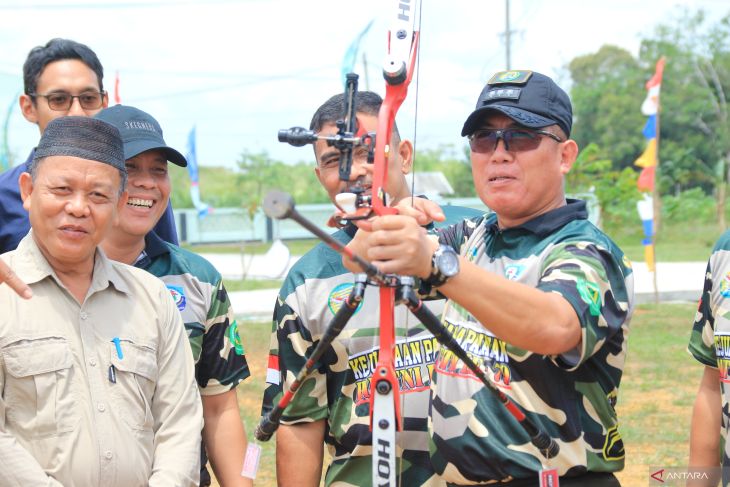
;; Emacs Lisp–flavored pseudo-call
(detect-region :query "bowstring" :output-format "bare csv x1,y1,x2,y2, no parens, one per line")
400,1,423,484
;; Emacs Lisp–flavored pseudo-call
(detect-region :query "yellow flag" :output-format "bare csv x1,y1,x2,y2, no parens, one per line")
644,244,655,272
635,139,657,168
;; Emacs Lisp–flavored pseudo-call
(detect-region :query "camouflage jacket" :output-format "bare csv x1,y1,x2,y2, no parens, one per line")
261,206,482,487
137,231,250,483
430,200,634,484
688,230,730,478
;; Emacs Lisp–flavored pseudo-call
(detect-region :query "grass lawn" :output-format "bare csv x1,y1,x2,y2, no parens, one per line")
606,220,722,263
223,278,283,292
184,239,319,257
615,303,701,486
227,303,702,486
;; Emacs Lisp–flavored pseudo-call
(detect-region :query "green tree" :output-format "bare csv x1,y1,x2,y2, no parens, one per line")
566,143,641,227
568,45,646,171
236,150,327,218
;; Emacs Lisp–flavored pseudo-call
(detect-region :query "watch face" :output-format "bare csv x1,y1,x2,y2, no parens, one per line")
437,248,460,277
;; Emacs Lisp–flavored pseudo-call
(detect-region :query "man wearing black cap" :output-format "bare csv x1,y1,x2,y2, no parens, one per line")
95,105,252,487
346,71,634,485
0,38,178,254
0,116,202,486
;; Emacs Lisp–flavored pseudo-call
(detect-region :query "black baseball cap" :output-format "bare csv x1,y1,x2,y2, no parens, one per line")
94,105,187,167
461,70,572,137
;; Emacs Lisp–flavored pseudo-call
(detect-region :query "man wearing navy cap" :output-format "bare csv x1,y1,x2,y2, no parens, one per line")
346,71,634,485
96,105,252,487
0,116,202,486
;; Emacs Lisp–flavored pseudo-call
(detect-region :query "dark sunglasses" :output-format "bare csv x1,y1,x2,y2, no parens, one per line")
468,128,563,154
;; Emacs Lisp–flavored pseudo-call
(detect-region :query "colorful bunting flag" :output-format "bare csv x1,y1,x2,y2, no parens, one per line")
634,139,657,168
635,58,665,273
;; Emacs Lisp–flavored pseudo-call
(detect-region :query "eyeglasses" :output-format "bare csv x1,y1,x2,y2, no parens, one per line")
468,128,563,154
30,91,107,111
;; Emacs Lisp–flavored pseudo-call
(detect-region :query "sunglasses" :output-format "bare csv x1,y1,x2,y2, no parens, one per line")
30,91,107,111
468,128,563,154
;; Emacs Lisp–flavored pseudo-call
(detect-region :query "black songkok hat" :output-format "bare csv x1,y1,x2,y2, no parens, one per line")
33,116,125,171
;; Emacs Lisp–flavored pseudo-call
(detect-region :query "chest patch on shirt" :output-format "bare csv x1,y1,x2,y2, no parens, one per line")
348,336,439,405
328,282,363,316
715,333,730,382
720,272,730,298
166,284,187,311
436,319,511,389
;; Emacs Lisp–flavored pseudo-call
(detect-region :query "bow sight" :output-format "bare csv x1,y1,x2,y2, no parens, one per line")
277,73,375,217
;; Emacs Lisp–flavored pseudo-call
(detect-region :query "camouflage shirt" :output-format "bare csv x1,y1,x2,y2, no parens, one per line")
688,230,730,475
136,231,250,484
261,206,482,487
430,200,634,484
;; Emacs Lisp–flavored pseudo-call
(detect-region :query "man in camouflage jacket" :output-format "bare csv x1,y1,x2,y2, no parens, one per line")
261,91,481,486
346,71,634,486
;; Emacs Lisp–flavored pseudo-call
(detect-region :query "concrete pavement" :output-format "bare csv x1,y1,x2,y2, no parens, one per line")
210,251,707,320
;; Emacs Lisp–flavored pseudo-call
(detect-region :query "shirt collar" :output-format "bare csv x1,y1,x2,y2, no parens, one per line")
134,231,170,269
487,199,588,237
13,231,131,295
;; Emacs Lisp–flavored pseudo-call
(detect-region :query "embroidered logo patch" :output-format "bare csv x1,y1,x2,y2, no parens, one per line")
720,272,730,298
228,320,244,355
577,278,601,317
328,283,363,316
489,70,533,84
504,264,525,281
166,285,186,311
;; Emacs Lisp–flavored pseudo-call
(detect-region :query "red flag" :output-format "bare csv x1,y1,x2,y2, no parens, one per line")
645,57,666,90
114,71,121,105
637,166,656,192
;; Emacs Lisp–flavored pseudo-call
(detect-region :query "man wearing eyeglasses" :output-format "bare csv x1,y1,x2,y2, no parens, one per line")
346,71,634,486
0,38,178,254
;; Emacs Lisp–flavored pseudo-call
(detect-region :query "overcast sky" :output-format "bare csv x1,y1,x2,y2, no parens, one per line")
0,0,728,170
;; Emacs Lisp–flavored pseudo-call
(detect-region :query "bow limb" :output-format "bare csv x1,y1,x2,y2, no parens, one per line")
369,3,421,486
371,26,420,216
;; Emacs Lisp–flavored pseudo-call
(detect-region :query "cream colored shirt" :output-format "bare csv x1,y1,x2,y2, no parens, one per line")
0,234,203,487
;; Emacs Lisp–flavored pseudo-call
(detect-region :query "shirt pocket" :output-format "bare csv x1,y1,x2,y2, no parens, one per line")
108,340,158,431
2,336,78,437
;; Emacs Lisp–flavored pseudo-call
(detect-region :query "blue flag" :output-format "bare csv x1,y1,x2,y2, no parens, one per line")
186,126,199,183
642,114,656,139
185,125,209,216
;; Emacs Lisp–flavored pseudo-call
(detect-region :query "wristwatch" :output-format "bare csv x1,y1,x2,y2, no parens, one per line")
423,245,460,287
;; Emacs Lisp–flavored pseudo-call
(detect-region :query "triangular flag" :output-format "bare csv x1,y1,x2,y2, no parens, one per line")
637,166,656,192
634,139,657,168
642,115,656,139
